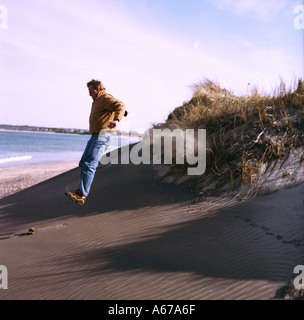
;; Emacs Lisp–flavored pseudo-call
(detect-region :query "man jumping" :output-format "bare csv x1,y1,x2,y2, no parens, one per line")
65,79,126,206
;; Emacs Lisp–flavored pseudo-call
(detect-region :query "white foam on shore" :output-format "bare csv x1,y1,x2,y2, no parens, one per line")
0,155,33,164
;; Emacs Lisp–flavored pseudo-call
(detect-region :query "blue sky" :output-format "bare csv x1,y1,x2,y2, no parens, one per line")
0,0,303,132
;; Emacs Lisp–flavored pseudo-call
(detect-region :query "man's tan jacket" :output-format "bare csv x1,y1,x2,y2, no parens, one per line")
89,90,126,134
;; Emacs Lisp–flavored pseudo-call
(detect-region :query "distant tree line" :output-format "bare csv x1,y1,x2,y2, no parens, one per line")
0,124,90,135
0,124,142,137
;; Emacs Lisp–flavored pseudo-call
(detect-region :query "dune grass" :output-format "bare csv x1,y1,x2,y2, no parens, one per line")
153,79,304,189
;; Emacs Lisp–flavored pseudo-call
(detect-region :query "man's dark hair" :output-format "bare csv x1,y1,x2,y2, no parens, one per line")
87,79,105,91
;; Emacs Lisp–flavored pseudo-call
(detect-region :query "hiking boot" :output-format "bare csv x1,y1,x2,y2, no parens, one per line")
65,190,86,206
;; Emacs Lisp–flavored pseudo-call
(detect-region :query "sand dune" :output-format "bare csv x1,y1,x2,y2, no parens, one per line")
0,155,303,300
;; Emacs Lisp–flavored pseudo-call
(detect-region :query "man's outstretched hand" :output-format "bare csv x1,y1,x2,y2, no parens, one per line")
108,121,117,129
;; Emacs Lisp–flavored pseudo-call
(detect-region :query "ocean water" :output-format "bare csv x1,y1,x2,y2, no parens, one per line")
0,130,139,169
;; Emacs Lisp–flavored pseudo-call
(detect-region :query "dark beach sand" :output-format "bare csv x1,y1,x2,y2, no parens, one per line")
0,157,303,300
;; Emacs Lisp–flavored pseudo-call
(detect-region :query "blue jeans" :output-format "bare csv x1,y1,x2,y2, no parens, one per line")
78,131,111,197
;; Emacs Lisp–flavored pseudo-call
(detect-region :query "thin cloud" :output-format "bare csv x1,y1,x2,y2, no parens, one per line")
0,1,223,129
209,0,290,20
0,0,301,130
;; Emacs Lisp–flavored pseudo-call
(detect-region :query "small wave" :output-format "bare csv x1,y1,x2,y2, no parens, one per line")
0,155,33,164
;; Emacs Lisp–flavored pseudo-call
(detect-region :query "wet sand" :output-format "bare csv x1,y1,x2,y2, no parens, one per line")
0,161,78,199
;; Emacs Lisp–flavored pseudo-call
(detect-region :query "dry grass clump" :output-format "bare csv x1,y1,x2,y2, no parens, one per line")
153,79,304,189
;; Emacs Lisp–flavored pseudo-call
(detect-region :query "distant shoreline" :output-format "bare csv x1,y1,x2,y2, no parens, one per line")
0,124,89,135
0,128,88,136
0,124,143,137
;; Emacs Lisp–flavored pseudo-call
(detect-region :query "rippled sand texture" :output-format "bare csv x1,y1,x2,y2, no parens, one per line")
0,158,303,300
